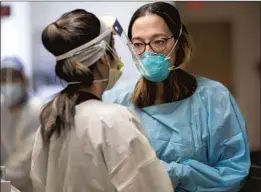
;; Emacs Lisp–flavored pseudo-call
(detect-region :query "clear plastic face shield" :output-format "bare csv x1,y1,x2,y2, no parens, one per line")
103,16,182,76
99,16,150,77
99,17,184,81
55,16,125,86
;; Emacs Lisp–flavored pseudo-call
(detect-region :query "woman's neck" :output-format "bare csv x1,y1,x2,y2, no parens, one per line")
154,82,164,105
79,82,106,99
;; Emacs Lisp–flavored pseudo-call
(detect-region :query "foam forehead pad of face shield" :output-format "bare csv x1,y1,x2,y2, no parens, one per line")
55,19,113,67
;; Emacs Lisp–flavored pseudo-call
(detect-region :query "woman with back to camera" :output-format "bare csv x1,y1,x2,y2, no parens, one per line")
30,9,173,192
103,2,251,192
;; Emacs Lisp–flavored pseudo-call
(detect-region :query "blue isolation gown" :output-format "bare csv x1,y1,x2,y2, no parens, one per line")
102,76,250,192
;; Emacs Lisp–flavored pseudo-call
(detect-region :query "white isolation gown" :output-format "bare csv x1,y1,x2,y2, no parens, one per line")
30,100,174,192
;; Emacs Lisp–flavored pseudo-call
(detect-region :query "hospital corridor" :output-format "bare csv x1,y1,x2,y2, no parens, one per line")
1,1,260,192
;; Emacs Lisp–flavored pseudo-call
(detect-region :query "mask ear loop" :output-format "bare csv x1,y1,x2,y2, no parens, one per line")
167,25,183,71
165,25,183,62
67,81,82,86
60,79,66,88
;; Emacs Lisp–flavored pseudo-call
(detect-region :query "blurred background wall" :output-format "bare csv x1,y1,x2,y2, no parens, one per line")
176,1,260,152
1,1,260,152
1,2,32,79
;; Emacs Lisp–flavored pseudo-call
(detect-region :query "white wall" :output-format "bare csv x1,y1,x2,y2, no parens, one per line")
1,2,32,79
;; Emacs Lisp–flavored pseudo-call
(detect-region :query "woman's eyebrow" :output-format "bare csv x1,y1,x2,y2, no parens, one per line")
132,33,170,41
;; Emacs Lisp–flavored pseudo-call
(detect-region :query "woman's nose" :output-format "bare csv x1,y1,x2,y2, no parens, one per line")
145,44,153,52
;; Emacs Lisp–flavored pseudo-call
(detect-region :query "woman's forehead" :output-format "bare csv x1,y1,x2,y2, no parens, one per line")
0,68,24,82
131,14,172,40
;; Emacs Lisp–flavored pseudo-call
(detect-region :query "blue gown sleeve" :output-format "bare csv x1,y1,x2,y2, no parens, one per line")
102,83,134,106
161,90,251,192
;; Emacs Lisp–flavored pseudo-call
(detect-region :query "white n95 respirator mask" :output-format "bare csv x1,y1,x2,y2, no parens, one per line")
104,58,124,90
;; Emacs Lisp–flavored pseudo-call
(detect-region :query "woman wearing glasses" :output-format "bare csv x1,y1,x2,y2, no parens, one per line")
103,2,250,192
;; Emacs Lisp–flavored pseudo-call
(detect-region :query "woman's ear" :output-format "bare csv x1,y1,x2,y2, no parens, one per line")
94,56,110,80
99,55,109,67
101,52,116,68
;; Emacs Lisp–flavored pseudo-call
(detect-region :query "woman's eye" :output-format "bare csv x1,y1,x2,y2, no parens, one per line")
133,42,144,48
153,40,165,45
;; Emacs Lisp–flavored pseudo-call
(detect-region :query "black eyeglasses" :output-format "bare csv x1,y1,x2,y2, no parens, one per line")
132,37,174,55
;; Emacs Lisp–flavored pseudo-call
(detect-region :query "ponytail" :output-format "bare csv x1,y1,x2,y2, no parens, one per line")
40,60,94,143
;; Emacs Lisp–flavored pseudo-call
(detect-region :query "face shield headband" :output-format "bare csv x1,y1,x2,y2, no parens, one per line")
55,19,113,67
55,16,143,82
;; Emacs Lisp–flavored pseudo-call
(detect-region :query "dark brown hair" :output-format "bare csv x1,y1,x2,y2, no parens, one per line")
40,9,102,143
0,68,26,84
128,2,196,108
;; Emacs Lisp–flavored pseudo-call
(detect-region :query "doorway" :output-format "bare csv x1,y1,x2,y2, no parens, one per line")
183,22,234,94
